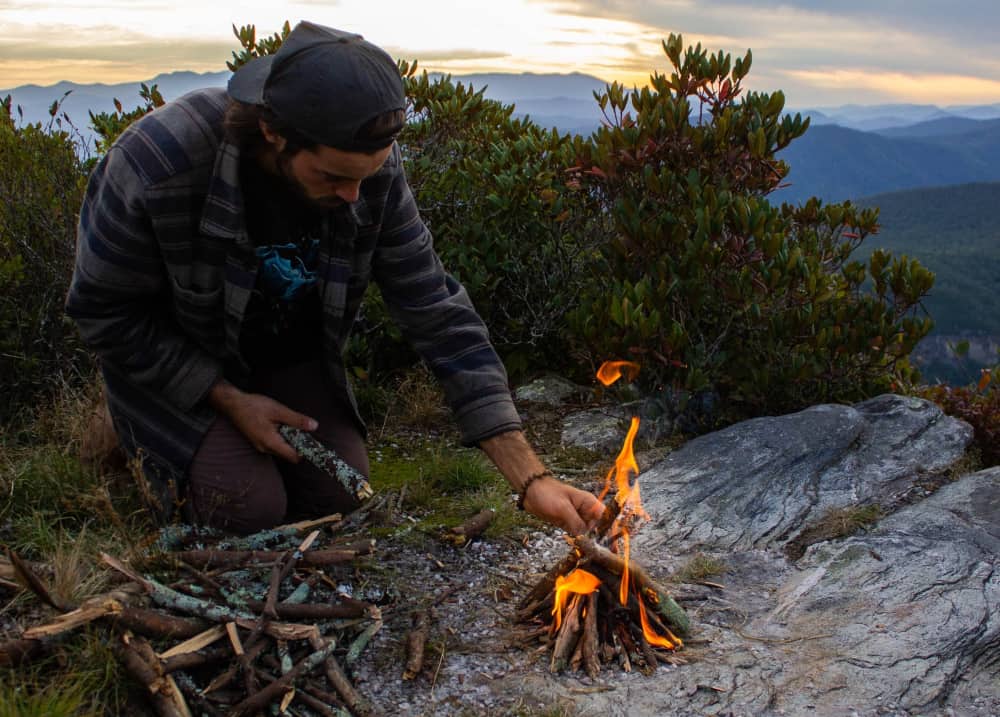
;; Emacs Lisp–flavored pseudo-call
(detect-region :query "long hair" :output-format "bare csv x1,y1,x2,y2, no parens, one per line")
223,100,405,155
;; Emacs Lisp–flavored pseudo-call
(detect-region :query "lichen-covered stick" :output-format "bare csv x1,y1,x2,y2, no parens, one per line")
278,425,374,502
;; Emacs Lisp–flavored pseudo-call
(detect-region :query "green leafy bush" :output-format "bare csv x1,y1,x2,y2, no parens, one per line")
0,97,90,423
565,35,935,418
88,82,165,154
395,63,605,379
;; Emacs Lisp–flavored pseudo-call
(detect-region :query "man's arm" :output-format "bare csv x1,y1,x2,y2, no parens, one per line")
479,430,604,535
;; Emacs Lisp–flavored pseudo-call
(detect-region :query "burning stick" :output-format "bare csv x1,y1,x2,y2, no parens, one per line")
279,425,374,502
573,536,690,638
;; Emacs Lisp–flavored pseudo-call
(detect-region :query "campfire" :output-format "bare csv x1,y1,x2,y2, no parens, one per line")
516,361,691,676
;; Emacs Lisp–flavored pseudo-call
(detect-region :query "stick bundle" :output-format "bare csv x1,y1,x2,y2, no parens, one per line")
4,515,380,717
516,499,692,677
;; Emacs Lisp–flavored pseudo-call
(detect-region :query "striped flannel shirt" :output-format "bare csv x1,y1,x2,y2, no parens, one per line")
65,88,520,516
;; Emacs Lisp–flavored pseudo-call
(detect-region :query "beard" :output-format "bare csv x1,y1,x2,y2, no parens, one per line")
275,149,344,211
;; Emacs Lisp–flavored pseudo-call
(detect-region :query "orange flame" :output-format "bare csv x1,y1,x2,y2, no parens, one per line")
597,416,642,503
638,599,682,649
552,569,601,630
596,360,640,387
619,531,631,605
592,360,680,651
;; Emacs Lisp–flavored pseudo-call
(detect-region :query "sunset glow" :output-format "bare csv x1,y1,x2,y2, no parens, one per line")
2,0,999,106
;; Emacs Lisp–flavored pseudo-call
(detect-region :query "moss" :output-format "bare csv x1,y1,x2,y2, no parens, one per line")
785,503,885,561
672,552,727,583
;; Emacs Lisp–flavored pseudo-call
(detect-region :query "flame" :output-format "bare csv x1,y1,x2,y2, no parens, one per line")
638,599,682,649
619,531,630,605
552,568,601,630
596,360,640,387
597,360,679,650
597,416,642,503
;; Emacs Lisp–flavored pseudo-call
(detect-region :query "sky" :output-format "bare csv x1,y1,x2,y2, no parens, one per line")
2,0,1000,107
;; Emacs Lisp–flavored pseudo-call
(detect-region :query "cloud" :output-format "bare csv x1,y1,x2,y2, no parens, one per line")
384,47,511,63
531,0,1000,103
0,37,232,67
780,68,1000,105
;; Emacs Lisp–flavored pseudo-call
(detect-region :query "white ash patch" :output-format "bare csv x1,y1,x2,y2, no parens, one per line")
348,528,596,715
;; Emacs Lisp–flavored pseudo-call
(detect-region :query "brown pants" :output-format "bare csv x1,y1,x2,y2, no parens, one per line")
183,361,368,535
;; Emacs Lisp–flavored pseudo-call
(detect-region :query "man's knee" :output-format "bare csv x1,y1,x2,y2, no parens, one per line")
186,477,288,535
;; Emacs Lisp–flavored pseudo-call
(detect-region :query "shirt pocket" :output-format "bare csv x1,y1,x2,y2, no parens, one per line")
170,278,226,355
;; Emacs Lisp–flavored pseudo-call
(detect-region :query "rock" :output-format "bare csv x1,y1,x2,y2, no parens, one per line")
560,406,630,454
506,394,998,716
561,400,674,455
514,376,586,405
633,394,973,553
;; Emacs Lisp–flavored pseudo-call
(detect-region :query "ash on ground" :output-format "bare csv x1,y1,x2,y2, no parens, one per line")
348,526,687,717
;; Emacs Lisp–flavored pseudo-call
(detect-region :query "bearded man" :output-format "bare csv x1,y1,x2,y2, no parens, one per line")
66,21,603,536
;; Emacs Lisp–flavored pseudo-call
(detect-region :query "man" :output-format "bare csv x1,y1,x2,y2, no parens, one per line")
66,21,603,536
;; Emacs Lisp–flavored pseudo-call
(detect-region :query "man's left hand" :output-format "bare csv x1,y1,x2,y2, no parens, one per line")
521,474,605,535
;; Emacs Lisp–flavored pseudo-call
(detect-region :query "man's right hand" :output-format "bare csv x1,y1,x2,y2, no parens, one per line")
207,380,318,463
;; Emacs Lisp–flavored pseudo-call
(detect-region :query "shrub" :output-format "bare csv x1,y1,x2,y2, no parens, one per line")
919,369,1000,466
396,64,606,380
0,97,91,424
565,35,935,418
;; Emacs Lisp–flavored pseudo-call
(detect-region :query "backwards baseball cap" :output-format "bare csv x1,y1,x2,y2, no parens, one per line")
227,21,405,152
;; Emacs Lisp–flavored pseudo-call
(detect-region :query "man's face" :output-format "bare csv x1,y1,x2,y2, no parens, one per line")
276,143,393,210
260,123,393,210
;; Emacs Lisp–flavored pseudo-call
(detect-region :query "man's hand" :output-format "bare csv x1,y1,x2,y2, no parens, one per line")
208,380,317,463
479,430,605,535
521,474,605,535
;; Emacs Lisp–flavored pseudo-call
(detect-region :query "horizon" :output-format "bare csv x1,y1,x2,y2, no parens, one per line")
5,67,1000,114
3,1,1000,107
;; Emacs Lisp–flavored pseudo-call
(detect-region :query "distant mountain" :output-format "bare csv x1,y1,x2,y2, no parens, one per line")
772,120,1000,204
875,116,1000,139
1,70,611,145
791,103,1000,132
7,70,1000,147
855,182,1000,383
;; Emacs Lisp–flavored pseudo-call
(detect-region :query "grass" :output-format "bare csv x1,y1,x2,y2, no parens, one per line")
369,443,539,537
785,503,886,560
672,552,727,584
1,381,152,716
0,617,132,717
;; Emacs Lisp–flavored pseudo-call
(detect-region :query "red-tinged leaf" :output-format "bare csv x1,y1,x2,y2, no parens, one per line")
842,232,860,239
978,369,992,392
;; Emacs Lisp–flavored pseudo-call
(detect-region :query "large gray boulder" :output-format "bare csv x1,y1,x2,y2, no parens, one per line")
634,394,973,553
510,394,998,716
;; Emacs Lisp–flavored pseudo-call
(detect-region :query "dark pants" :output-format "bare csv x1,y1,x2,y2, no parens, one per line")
182,361,368,535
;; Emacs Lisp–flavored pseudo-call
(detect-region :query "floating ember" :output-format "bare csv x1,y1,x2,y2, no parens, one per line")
517,361,690,676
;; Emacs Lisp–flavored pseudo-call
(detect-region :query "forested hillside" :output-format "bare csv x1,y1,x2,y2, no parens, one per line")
858,182,1000,335
773,122,1000,204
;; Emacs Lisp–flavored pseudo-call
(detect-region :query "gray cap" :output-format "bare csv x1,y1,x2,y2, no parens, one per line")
228,21,405,151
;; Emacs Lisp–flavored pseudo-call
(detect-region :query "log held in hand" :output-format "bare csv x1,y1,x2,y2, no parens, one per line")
279,425,374,502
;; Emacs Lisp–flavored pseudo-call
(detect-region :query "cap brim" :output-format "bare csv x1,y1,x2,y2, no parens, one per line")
227,54,276,105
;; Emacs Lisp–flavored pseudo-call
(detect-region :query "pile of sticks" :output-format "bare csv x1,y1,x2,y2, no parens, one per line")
2,513,383,717
515,502,693,678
